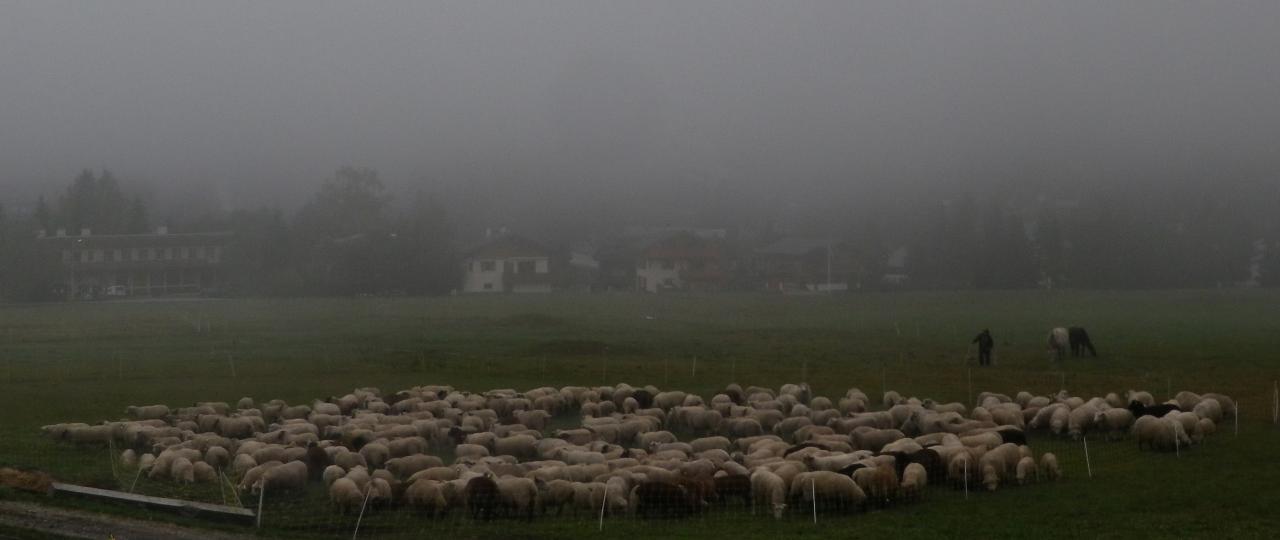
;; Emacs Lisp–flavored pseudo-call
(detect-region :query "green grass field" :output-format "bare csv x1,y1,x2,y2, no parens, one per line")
1,291,1278,538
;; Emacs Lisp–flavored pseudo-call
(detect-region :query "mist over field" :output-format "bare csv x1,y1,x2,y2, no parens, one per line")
2,1,1279,298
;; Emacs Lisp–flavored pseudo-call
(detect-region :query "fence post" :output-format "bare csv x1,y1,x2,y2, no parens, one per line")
256,483,266,529
1273,381,1278,425
963,459,968,499
1082,435,1092,478
352,484,373,539
598,483,608,531
227,352,237,378
810,478,817,524
692,356,697,378
1234,402,1239,437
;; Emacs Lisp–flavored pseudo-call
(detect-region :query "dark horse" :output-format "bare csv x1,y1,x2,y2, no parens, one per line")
1068,327,1097,357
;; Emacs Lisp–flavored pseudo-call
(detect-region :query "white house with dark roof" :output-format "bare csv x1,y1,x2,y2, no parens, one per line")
460,234,554,293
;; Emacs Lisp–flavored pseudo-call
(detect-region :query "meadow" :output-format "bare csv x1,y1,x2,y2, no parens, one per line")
0,290,1277,538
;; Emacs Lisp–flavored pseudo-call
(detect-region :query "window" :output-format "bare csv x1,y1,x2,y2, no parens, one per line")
517,260,536,274
480,260,496,272
131,248,140,261
661,260,675,270
210,247,221,262
113,249,123,262
62,250,72,263
483,282,494,290
180,247,190,259
147,248,156,260
164,248,173,260
93,250,104,262
80,250,90,262
196,246,206,259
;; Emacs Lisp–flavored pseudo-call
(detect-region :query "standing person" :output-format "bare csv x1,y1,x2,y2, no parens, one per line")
972,329,995,366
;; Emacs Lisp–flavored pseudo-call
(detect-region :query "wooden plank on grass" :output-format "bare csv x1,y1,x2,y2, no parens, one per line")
51,482,255,523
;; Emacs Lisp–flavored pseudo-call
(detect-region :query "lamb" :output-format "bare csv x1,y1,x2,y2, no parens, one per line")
750,469,787,519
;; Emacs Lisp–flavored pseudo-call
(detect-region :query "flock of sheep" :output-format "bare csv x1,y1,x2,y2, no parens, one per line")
40,382,1234,522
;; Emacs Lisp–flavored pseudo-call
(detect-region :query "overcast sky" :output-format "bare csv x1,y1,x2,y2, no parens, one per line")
2,1,1277,219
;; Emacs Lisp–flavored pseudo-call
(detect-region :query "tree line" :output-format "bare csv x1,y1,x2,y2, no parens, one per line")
1,168,1277,301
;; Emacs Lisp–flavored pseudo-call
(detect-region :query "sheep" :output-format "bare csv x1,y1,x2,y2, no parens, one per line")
632,481,698,518
1047,327,1069,360
126,405,171,421
329,477,365,512
1201,393,1236,417
1067,404,1099,439
465,475,501,522
1126,390,1155,407
387,454,444,479
883,391,904,408
791,471,866,513
495,477,539,521
322,464,346,486
748,469,787,519
1095,406,1136,440
260,461,308,492
1015,456,1036,485
171,457,195,483
900,462,927,500
1193,398,1223,424
1038,453,1060,481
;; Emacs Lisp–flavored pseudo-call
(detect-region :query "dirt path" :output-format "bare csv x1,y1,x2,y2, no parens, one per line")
0,501,254,540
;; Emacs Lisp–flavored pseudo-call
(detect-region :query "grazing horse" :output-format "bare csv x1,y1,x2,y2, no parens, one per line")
1047,327,1069,361
1068,327,1097,357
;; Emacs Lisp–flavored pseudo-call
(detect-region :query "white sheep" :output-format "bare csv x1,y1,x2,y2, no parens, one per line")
750,469,787,518
1093,408,1135,441
1015,456,1036,485
329,477,364,513
900,462,927,500
1038,452,1060,481
170,457,195,483
1193,398,1223,423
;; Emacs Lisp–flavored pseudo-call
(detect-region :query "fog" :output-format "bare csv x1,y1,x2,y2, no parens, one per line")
2,2,1276,215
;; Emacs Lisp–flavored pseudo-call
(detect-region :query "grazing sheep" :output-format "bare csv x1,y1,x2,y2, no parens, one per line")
329,477,365,512
1193,399,1223,423
1128,400,1180,419
405,478,449,517
387,455,444,479
171,457,195,483
126,405,171,421
260,461,308,492
748,469,786,519
633,481,699,519
465,475,501,522
791,471,867,513
1067,405,1099,440
496,477,539,521
1015,456,1036,485
1126,390,1155,407
322,465,346,486
1039,453,1060,481
900,462,927,501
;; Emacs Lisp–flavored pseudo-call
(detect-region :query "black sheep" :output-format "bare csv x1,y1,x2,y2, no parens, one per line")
1128,400,1180,418
634,481,696,519
995,427,1028,446
465,475,500,522
713,475,751,510
632,390,654,410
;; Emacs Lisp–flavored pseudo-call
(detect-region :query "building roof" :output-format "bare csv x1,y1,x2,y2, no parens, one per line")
464,234,550,259
37,231,233,248
639,232,722,260
754,237,837,257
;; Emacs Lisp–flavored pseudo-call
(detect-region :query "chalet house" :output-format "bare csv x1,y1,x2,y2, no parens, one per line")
37,227,233,300
753,237,852,292
461,234,555,293
635,232,728,293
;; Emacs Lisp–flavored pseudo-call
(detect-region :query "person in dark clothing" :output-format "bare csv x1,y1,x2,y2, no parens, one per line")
1068,327,1097,357
972,329,995,366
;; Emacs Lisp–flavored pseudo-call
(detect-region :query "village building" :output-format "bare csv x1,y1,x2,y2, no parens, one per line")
37,227,233,300
460,234,555,293
752,237,852,292
635,232,728,292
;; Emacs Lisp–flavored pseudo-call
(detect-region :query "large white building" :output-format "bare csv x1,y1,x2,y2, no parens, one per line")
460,234,554,293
